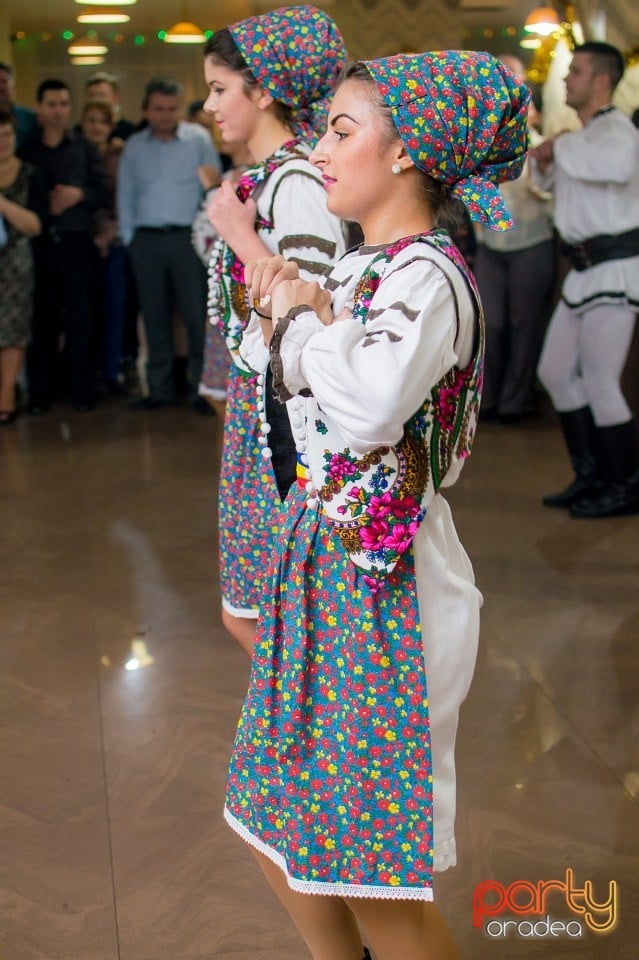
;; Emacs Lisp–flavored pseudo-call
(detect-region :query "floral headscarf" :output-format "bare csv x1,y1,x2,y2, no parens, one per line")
228,4,347,144
363,50,531,229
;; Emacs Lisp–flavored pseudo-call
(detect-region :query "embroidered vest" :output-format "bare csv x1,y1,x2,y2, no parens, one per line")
317,231,484,586
207,140,309,372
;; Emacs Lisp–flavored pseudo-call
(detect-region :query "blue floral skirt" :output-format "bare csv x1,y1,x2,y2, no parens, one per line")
225,484,434,900
218,364,284,617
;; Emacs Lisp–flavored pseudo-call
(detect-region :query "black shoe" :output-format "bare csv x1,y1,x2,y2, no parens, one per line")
28,403,50,416
73,401,95,412
571,476,639,518
191,396,216,416
0,409,18,426
128,397,172,411
570,421,639,518
542,476,603,509
105,379,126,397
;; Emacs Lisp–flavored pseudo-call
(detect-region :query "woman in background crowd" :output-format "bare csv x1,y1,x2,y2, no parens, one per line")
0,107,44,423
192,136,251,420
81,99,132,395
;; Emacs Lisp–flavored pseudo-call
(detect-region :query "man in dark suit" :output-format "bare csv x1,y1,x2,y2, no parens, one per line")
19,79,107,412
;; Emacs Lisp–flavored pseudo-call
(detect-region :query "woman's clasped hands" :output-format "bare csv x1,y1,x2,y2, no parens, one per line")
245,255,334,345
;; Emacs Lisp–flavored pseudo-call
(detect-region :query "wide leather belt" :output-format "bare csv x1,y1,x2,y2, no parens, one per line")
560,227,639,271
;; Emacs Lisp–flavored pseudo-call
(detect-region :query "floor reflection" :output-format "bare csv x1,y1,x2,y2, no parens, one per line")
1,402,638,959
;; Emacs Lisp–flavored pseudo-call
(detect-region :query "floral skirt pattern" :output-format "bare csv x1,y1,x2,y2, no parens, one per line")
199,319,232,401
218,364,285,617
225,485,434,900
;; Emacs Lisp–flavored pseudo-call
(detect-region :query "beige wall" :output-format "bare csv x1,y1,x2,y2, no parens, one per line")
8,0,464,122
0,4,11,63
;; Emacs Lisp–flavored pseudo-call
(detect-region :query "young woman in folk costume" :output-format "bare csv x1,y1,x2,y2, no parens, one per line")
203,5,347,655
226,52,530,959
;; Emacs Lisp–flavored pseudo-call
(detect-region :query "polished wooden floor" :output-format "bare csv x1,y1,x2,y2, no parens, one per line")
1,393,638,960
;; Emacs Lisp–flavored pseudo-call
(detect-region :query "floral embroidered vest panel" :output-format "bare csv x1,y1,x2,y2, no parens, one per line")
317,231,484,582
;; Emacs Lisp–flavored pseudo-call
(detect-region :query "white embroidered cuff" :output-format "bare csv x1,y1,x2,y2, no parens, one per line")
239,313,270,375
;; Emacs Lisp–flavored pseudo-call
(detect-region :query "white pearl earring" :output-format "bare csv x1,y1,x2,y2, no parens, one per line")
391,163,402,175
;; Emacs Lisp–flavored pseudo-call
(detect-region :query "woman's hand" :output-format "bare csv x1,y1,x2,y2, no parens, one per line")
245,255,300,316
207,179,257,246
49,184,83,216
271,278,334,328
529,138,555,173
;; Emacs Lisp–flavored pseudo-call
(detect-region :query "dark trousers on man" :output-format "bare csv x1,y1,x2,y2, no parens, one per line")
474,238,556,417
128,227,207,404
28,231,97,409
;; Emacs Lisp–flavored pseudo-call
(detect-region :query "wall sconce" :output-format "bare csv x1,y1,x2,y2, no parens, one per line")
524,6,561,36
68,36,109,55
71,55,106,66
163,20,206,44
77,8,131,24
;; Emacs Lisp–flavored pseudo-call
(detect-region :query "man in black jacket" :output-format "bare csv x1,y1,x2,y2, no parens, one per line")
19,78,107,412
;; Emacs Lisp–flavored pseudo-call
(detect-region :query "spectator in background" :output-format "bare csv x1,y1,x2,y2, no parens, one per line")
80,99,132,395
19,78,107,413
532,41,639,517
84,72,137,141
187,98,214,133
192,137,251,418
474,55,556,423
0,61,37,150
117,76,221,410
0,108,45,423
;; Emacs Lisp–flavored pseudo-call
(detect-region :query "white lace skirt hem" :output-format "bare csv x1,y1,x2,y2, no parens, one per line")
224,807,435,901
198,383,227,402
221,597,259,619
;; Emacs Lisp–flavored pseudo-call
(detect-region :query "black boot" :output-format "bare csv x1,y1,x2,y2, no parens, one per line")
571,420,639,518
542,407,601,508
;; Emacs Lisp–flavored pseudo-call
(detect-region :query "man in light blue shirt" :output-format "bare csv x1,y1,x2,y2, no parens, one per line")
117,76,220,409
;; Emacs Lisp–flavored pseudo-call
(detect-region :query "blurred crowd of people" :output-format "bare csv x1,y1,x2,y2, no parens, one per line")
0,62,227,422
1,52,638,521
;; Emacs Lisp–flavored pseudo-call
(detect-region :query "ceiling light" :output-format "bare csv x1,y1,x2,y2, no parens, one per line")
520,36,543,49
163,21,206,44
75,0,136,5
68,36,109,55
524,6,561,35
71,55,106,65
77,7,131,23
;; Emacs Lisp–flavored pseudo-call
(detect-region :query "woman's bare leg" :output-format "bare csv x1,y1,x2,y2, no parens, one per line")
205,396,226,420
0,347,24,412
344,897,458,960
253,850,366,960
221,608,257,657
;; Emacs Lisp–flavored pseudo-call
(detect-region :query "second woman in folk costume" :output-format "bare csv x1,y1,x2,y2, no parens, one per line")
229,51,530,959
203,5,346,655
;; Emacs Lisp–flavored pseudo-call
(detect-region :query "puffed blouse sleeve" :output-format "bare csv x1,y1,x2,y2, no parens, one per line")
270,252,476,454
239,165,344,376
270,167,344,278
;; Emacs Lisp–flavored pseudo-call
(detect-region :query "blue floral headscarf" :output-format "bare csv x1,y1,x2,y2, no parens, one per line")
363,50,531,229
229,4,347,144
